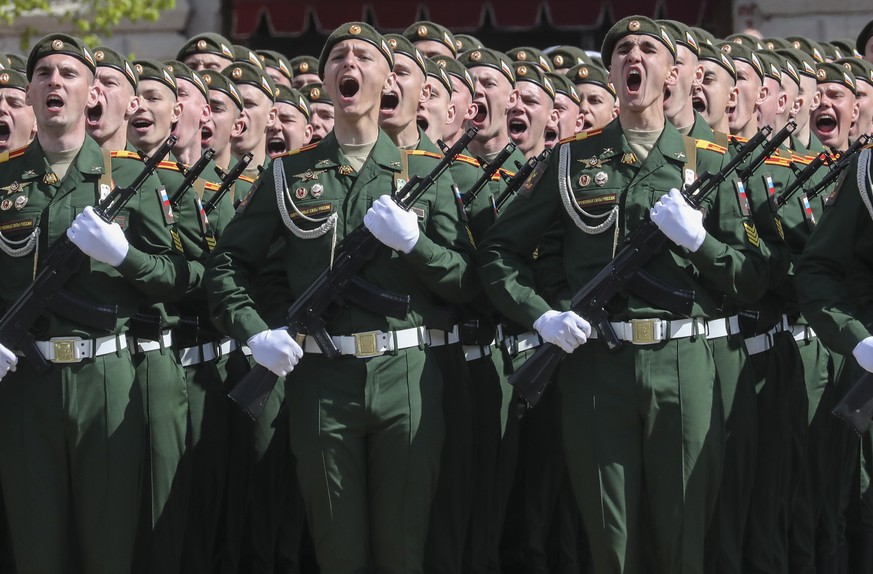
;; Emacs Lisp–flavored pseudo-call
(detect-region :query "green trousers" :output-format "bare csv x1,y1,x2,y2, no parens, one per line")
704,333,757,574
0,349,144,574
468,347,519,574
424,344,475,574
132,346,189,574
287,348,444,574
744,333,802,574
559,336,723,574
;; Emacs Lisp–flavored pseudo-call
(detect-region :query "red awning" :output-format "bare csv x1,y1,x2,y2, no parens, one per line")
232,0,708,38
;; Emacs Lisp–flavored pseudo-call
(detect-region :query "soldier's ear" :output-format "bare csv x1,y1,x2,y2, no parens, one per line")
693,64,704,90
446,101,457,125
125,95,140,121
383,71,397,95
574,111,585,133
419,82,431,104
810,88,822,112
756,83,769,107
87,83,99,110
728,85,739,111
664,64,679,88
266,105,278,129
171,101,182,124
303,123,313,145
852,100,860,124
231,115,245,138
464,100,477,121
507,88,519,107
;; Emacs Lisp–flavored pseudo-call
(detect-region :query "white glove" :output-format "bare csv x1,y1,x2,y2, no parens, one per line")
853,336,873,373
363,195,420,254
0,343,17,382
533,310,591,353
67,206,130,267
650,188,706,252
247,328,303,377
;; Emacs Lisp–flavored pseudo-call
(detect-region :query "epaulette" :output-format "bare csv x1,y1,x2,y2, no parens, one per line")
110,150,143,161
497,168,517,179
865,142,873,150
0,145,28,163
453,154,481,167
157,160,182,172
695,138,727,155
238,174,255,183
204,181,221,191
407,150,443,160
274,141,319,159
559,127,604,145
790,152,812,165
764,155,794,168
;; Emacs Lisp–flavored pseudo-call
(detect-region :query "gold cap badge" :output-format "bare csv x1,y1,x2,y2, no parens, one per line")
628,20,641,32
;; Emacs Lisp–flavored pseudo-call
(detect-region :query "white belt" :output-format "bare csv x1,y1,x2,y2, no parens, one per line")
241,345,252,356
744,332,773,356
303,326,426,358
502,331,544,354
130,330,173,354
786,324,816,342
706,315,740,339
179,337,239,367
589,318,707,345
427,325,460,347
463,343,494,362
32,335,128,363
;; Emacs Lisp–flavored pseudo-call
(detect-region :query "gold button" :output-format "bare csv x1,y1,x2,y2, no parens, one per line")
310,87,320,99
517,51,527,61
135,63,143,74
388,38,397,49
517,65,527,76
299,61,309,73
417,25,428,37
628,20,641,32
0,73,7,84
197,39,208,51
721,44,732,54
817,68,826,80
232,67,242,79
470,51,481,61
554,55,564,67
51,39,64,50
166,64,174,72
203,73,212,84
349,25,361,35
437,59,446,68
578,67,589,78
95,50,104,61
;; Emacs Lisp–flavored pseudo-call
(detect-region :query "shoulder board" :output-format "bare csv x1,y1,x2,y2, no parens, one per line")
733,135,749,144
695,139,727,154
559,127,604,145
274,141,319,159
0,145,29,164
865,142,873,150
407,150,443,160
497,168,517,179
453,154,480,167
203,181,221,191
238,174,255,183
789,153,811,165
156,160,182,172
764,155,794,168
110,150,142,161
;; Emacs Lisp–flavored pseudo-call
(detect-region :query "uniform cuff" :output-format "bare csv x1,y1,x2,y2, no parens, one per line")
116,246,150,278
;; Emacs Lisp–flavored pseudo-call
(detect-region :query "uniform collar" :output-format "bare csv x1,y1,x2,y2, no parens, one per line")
308,129,404,174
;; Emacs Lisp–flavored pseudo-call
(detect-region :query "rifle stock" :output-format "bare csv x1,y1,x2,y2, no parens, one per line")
203,152,254,216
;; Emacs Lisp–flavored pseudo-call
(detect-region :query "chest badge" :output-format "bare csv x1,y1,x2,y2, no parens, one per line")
578,174,591,187
295,186,308,199
581,156,603,169
43,172,59,185
7,181,20,194
293,168,327,182
1,199,12,210
21,170,37,180
310,183,324,198
594,171,608,186
621,152,637,165
315,159,331,168
601,148,614,157
338,165,355,176
14,196,27,210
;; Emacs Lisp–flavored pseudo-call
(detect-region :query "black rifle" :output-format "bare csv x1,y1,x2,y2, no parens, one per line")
203,152,253,216
732,121,796,183
769,151,830,210
228,127,479,419
460,142,516,208
508,127,773,407
806,135,871,201
0,136,177,372
491,148,552,217
170,148,215,207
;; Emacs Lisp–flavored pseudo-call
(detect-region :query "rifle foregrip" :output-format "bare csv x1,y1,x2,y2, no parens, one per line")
594,317,622,351
228,365,278,420
508,343,564,407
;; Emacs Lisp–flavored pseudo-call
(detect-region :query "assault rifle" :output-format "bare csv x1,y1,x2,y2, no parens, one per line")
508,126,775,407
203,152,254,216
0,136,177,373
460,142,516,208
491,148,552,217
170,148,215,206
228,127,479,419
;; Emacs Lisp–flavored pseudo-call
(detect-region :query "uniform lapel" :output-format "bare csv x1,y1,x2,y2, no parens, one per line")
627,122,686,191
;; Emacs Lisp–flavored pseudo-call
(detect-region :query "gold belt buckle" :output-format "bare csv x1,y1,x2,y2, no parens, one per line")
353,331,382,358
50,338,81,363
630,319,660,345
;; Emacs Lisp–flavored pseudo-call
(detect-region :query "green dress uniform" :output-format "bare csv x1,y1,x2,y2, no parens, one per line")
0,135,187,573
478,118,769,574
797,148,873,573
206,129,475,573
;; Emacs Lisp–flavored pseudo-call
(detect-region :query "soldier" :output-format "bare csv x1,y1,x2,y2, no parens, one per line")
289,55,320,89
755,50,789,130
200,70,244,170
507,62,557,158
0,69,35,153
206,21,474,573
455,34,485,54
267,84,312,157
380,34,430,148
257,49,294,88
838,57,873,139
432,56,476,146
234,44,263,69
543,46,591,74
658,20,703,135
776,48,823,152
507,47,553,72
403,21,457,59
86,47,139,151
0,33,185,573
692,43,738,133
227,61,276,178
302,82,333,143
417,57,454,145
858,20,873,63
565,63,619,131
177,32,236,72
1,53,26,74
544,72,582,145
478,17,768,573
811,62,859,151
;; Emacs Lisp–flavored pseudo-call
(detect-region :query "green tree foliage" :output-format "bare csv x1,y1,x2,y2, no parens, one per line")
1,0,176,48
